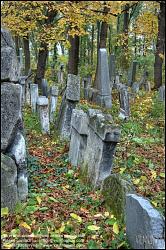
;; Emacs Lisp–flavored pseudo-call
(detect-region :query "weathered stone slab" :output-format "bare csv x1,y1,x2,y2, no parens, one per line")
50,86,59,123
37,96,50,134
144,81,151,92
30,84,38,112
1,28,19,82
1,83,22,152
119,85,130,119
41,79,48,97
19,76,26,104
17,173,28,201
71,109,89,135
126,193,165,249
69,109,89,166
101,174,134,222
109,54,116,83
158,85,165,101
1,153,18,212
81,109,121,187
132,82,140,93
66,74,80,101
94,48,112,108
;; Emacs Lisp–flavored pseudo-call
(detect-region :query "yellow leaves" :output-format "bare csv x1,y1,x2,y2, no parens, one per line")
113,222,119,234
19,221,31,232
70,213,82,223
2,243,14,249
151,201,158,207
87,225,100,231
159,53,164,60
133,178,140,185
1,207,9,217
36,196,42,205
151,170,157,179
120,167,126,174
58,222,65,233
159,172,165,178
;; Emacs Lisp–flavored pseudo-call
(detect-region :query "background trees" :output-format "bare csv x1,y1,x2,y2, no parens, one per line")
1,1,165,88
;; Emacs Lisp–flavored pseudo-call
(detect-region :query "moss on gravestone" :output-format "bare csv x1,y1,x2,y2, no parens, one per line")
101,174,135,223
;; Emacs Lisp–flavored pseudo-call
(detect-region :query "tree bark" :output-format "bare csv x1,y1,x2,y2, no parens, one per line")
91,25,94,65
68,35,79,75
23,35,30,75
154,2,165,89
34,42,48,87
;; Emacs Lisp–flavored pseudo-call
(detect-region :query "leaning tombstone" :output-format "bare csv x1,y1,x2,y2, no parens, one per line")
144,81,151,92
126,193,165,249
49,86,59,123
94,48,112,108
131,82,139,93
19,76,26,105
158,85,165,102
30,83,38,112
25,78,31,105
128,61,137,87
41,78,48,97
37,96,50,134
109,54,116,84
119,85,130,120
56,74,80,140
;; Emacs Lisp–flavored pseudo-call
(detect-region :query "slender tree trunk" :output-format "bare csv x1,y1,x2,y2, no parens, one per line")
68,35,79,75
35,42,48,87
91,25,94,65
23,35,30,75
154,2,165,89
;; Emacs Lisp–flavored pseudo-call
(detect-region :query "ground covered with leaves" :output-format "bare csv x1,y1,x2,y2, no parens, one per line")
1,90,165,249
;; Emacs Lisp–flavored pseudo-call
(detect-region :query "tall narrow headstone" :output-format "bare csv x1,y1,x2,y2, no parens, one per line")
119,85,130,120
41,78,48,97
158,85,165,102
25,78,31,105
19,76,26,105
37,96,50,134
109,54,116,84
57,74,80,139
30,84,38,112
49,86,58,123
128,61,137,87
94,48,112,108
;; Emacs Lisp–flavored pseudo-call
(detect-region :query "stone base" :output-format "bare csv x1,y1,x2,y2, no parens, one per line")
96,94,112,109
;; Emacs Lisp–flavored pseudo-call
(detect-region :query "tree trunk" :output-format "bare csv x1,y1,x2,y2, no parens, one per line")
23,35,30,75
34,42,48,87
154,2,165,89
91,25,94,65
99,21,108,48
68,35,79,75
15,36,20,57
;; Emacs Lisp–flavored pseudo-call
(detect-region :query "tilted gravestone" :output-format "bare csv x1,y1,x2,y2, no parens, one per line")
109,54,116,85
94,48,112,108
118,85,130,120
131,82,140,94
128,61,137,87
57,74,80,140
82,76,92,100
30,83,38,112
158,85,165,102
37,96,50,134
126,194,165,249
1,27,28,212
69,108,121,188
41,78,48,97
49,86,59,123
69,109,89,166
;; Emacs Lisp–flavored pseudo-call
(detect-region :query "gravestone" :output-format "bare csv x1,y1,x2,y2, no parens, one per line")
101,174,134,222
144,81,151,92
158,85,165,102
80,109,121,188
1,27,28,211
49,86,58,123
57,74,80,139
131,82,140,93
69,109,89,166
109,54,116,84
30,83,38,112
41,78,48,97
119,85,130,120
139,70,148,89
94,48,112,108
126,193,165,249
19,76,26,105
82,77,91,100
128,61,137,87
1,28,19,82
37,96,50,134
25,78,31,105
